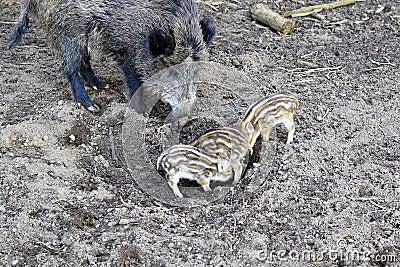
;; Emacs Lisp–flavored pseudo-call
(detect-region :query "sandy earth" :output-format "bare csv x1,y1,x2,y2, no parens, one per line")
0,0,399,266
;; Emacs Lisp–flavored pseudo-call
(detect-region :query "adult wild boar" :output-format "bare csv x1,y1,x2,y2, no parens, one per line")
9,0,216,112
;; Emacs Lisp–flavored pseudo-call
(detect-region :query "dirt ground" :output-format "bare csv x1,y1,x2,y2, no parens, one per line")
0,0,399,266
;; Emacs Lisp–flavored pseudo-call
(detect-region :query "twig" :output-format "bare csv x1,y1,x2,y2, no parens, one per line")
17,45,48,50
232,216,237,235
293,79,318,85
205,2,219,12
351,197,384,201
301,51,318,58
120,195,134,208
370,58,397,67
51,199,76,207
330,19,349,25
291,8,323,18
289,0,306,4
251,3,294,34
0,21,18,25
369,201,386,210
229,0,241,4
283,0,356,18
35,241,59,253
354,17,370,24
279,66,342,74
303,196,322,201
322,108,330,119
299,66,342,74
350,197,387,210
365,67,384,72
17,62,36,66
377,124,386,137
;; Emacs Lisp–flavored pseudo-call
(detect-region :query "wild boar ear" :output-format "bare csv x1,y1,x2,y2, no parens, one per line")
148,28,176,57
200,17,216,46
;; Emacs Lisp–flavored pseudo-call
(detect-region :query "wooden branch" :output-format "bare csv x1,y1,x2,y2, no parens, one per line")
283,0,356,18
291,8,323,18
251,3,294,34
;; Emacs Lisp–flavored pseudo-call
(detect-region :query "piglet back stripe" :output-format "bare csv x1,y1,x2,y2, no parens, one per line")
242,94,298,125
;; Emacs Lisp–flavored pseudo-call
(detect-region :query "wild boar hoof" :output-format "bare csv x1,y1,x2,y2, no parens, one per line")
86,104,101,113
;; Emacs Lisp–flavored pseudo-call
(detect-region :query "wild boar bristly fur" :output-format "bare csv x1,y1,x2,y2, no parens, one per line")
9,0,216,112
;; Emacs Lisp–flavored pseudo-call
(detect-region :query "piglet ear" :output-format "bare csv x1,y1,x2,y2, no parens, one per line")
244,121,255,135
200,17,216,46
148,28,176,57
217,159,229,172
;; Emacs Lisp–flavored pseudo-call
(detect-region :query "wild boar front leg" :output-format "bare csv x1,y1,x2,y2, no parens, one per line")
59,39,100,112
79,48,109,90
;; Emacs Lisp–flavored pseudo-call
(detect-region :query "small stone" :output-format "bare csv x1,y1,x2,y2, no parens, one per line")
0,206,5,212
316,115,323,122
11,260,19,266
94,155,109,168
94,187,114,201
119,219,131,225
69,134,76,142
375,6,384,14
265,212,275,219
107,221,118,227
87,255,96,265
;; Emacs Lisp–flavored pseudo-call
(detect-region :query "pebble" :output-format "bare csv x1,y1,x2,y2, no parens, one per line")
69,134,76,142
94,155,109,168
316,115,323,122
94,187,114,201
119,219,132,225
107,221,118,227
0,206,5,212
265,212,275,219
87,255,96,265
11,260,19,266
